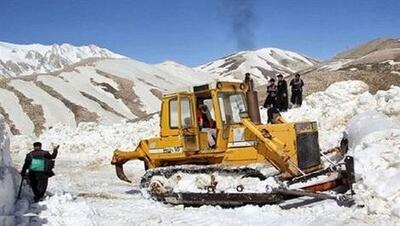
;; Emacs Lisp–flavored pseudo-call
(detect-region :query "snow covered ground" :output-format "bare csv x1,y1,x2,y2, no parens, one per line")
8,80,400,225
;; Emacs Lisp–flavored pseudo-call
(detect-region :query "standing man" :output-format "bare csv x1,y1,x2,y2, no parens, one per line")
263,78,279,123
21,142,59,202
290,73,304,107
276,74,288,111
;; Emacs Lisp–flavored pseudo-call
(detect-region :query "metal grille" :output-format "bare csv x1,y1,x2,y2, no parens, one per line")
296,131,321,169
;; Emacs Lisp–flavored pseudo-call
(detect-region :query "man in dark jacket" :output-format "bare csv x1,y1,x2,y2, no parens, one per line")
21,142,59,202
290,73,304,107
276,74,288,111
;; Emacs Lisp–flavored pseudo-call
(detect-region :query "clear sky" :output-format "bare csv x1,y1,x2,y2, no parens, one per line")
1,0,399,66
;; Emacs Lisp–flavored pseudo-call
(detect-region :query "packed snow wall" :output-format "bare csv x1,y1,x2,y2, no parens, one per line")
346,112,400,217
0,116,18,217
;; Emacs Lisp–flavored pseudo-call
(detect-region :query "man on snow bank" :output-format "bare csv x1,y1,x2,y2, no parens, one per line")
21,142,59,202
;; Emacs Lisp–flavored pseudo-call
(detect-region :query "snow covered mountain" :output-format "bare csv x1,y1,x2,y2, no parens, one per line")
0,41,125,78
0,58,213,135
196,48,318,85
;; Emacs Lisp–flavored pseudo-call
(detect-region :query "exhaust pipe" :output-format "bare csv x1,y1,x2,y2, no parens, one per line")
244,73,261,124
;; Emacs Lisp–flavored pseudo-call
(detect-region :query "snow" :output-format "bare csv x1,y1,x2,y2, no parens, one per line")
37,75,124,124
8,80,400,225
96,59,214,113
196,48,317,86
60,67,136,119
0,41,125,78
9,79,76,129
151,172,280,193
0,58,216,134
319,59,353,71
345,111,400,149
383,60,400,66
0,89,34,134
348,129,400,217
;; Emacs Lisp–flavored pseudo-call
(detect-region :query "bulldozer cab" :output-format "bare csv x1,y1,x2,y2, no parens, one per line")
159,81,248,152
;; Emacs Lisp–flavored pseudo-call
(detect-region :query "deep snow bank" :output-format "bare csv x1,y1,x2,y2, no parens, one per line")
346,112,400,217
10,116,160,165
0,116,18,220
261,81,400,218
268,81,400,150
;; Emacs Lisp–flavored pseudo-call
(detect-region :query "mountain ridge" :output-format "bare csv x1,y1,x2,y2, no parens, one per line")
0,41,125,78
195,47,319,85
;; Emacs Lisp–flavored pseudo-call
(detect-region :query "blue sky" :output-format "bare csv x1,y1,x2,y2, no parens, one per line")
1,0,399,66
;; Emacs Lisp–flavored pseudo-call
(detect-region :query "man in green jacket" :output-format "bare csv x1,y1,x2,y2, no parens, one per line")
21,142,59,202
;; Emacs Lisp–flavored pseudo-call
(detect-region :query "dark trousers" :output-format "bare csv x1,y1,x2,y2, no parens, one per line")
28,173,49,202
291,90,303,106
263,95,277,108
267,107,280,123
277,94,288,111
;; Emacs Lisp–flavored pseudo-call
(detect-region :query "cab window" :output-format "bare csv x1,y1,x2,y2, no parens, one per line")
181,97,193,128
169,99,178,128
218,93,247,124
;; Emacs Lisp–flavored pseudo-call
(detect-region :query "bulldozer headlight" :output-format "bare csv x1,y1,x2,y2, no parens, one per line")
216,82,223,89
240,83,245,90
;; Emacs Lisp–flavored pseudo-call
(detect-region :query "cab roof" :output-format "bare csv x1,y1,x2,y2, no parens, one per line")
162,79,245,97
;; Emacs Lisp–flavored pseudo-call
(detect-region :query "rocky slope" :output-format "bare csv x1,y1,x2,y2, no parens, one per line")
295,38,400,96
0,58,212,135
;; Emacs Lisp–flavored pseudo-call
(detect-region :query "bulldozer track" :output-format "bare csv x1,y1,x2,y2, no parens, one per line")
140,165,272,189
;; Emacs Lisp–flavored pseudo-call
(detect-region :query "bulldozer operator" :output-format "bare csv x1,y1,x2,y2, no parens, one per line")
197,104,216,148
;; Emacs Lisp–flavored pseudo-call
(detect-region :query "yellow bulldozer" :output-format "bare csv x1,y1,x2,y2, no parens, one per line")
111,80,355,206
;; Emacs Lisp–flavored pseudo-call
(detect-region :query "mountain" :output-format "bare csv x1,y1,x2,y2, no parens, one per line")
317,38,400,72
2,39,399,136
196,48,318,85
298,38,400,96
0,58,213,135
0,41,125,78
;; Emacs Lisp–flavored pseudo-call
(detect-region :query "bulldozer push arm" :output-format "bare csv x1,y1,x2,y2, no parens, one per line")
241,118,300,176
111,141,153,183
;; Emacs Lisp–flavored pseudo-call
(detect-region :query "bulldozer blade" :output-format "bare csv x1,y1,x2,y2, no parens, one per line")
272,187,355,207
115,164,132,183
